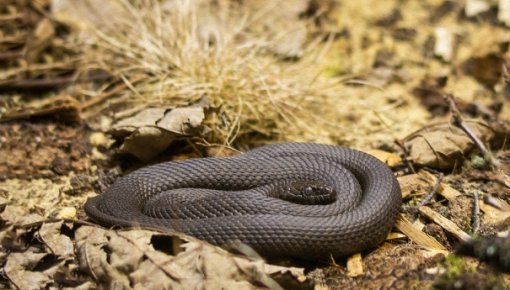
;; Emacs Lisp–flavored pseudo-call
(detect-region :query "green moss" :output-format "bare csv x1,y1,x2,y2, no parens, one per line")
433,255,509,290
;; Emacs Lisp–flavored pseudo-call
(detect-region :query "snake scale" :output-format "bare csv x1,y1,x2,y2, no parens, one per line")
85,143,402,260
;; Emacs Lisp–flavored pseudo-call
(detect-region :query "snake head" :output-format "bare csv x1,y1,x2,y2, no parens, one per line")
300,184,334,197
279,181,336,205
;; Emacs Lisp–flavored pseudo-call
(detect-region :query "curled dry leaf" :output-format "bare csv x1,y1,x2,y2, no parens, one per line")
0,204,44,227
37,221,74,259
75,226,305,289
403,120,494,169
4,252,58,290
110,104,209,161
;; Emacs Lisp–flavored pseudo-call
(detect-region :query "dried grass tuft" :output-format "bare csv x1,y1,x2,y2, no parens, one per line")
80,0,346,148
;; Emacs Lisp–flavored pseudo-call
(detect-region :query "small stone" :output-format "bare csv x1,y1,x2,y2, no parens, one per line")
56,207,77,219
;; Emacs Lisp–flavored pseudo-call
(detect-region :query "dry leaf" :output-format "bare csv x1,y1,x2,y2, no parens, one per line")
0,205,44,226
38,221,74,259
404,120,494,169
118,126,176,161
74,226,305,289
111,104,208,160
4,252,53,290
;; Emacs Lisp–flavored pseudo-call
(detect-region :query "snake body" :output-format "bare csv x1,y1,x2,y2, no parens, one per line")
85,143,401,259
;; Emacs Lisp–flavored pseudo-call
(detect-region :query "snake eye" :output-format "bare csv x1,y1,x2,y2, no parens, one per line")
302,186,314,195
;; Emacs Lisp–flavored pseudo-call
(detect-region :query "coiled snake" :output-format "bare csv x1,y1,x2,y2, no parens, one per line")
85,143,401,259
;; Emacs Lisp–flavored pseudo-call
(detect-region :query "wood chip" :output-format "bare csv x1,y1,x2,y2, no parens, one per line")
434,27,454,62
421,170,510,223
419,170,460,201
480,198,510,224
499,0,510,26
386,232,407,240
367,149,402,167
395,214,448,252
397,173,429,199
418,206,471,242
346,253,363,277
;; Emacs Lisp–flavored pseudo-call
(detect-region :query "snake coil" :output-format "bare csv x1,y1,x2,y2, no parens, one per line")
85,143,401,259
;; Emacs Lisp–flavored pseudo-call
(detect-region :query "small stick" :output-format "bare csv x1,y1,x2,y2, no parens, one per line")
444,94,498,168
418,172,444,207
0,71,110,90
394,139,416,174
406,172,444,214
0,50,22,60
472,191,480,234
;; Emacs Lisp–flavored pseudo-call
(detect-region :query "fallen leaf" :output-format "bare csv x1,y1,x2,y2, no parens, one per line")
4,252,53,290
74,226,306,289
38,221,74,259
110,104,209,161
404,120,495,169
0,205,44,226
119,126,176,161
157,106,206,135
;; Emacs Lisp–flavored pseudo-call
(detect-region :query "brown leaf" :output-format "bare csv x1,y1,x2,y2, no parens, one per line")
75,226,303,289
75,226,121,284
404,120,494,169
111,104,208,161
4,252,52,290
0,205,44,226
119,126,175,161
38,221,74,259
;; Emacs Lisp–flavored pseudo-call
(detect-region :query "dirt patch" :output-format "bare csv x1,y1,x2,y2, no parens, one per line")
0,121,92,180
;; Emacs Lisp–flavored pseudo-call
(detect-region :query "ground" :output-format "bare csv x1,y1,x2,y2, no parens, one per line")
1,0,510,289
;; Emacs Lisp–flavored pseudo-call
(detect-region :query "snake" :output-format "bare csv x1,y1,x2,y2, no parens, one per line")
85,142,402,260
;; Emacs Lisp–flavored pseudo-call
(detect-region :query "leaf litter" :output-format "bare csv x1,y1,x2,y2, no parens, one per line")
1,0,510,289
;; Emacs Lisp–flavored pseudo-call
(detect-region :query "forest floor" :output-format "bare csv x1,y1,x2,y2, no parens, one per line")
1,0,510,289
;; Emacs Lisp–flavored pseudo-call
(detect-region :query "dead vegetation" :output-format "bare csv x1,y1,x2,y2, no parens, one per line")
70,0,347,147
1,0,510,289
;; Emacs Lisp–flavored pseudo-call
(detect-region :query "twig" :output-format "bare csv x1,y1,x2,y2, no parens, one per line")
395,139,416,174
417,172,444,207
0,50,22,60
406,171,444,214
472,191,480,234
0,71,110,90
444,94,498,168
